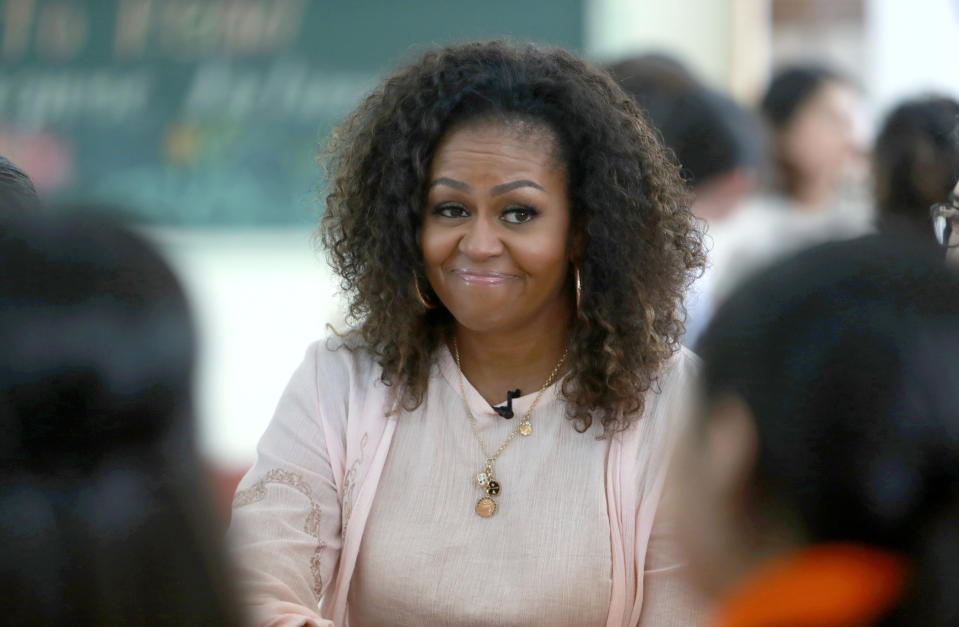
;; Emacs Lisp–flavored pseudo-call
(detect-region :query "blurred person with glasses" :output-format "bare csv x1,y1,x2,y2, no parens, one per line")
874,96,959,249
931,180,959,262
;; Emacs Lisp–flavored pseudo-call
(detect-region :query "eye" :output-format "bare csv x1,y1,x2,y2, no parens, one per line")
501,206,538,225
433,203,469,219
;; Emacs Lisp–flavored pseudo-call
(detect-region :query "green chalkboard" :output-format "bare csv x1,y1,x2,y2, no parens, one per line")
0,0,583,226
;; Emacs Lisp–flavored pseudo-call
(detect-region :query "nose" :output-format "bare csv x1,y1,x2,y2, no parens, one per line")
459,214,503,260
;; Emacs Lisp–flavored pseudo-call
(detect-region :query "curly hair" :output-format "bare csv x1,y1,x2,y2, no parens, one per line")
320,41,705,434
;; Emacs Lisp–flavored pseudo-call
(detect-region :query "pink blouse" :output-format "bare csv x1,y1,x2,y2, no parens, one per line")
227,339,705,626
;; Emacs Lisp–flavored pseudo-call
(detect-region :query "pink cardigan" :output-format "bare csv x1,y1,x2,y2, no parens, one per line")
228,340,700,626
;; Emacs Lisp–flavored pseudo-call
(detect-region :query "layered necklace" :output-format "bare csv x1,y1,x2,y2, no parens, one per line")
453,339,569,518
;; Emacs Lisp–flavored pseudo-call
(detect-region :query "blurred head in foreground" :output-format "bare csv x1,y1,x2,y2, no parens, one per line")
0,155,40,213
761,64,862,210
680,236,959,626
874,96,959,246
0,211,241,625
607,54,761,221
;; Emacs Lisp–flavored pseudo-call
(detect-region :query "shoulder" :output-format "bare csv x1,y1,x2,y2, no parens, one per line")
285,335,387,421
656,345,700,394
299,333,385,392
633,346,699,441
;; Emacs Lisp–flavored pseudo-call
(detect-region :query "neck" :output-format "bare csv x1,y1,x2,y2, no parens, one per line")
452,318,569,406
791,177,836,211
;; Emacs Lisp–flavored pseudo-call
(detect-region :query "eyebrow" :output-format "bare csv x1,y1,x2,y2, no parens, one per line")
428,177,470,191
427,177,545,195
491,179,545,195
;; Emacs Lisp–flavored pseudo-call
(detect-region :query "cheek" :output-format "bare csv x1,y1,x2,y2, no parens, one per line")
514,216,572,278
516,237,568,277
803,116,849,160
784,122,823,163
420,223,455,269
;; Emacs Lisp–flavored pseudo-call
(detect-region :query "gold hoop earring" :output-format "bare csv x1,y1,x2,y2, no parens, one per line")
414,274,438,310
574,266,582,312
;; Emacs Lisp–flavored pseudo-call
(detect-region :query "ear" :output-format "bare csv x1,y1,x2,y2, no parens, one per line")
704,394,759,503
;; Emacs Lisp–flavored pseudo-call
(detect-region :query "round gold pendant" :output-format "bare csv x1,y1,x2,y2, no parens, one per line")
475,496,497,518
519,421,532,436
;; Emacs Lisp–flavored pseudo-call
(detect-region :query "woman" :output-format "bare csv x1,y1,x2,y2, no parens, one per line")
678,236,959,626
0,211,240,625
874,96,959,246
708,64,871,305
228,41,706,626
760,65,863,213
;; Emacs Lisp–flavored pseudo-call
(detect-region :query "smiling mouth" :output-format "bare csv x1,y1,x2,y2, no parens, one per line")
450,269,519,286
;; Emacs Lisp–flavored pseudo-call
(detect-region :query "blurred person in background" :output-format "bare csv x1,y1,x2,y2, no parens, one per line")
607,54,762,346
874,96,959,247
228,41,706,626
710,64,872,306
760,64,865,215
0,211,242,626
677,236,959,627
0,155,40,213
606,54,761,223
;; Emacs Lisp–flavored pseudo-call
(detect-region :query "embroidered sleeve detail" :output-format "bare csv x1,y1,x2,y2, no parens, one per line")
304,503,323,537
232,468,328,598
231,481,266,508
341,432,369,533
233,468,315,508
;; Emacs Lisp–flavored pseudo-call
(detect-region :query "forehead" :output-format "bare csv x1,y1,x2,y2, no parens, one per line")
430,119,565,174
799,80,856,117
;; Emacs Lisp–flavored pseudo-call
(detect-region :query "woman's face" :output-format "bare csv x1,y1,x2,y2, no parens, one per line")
779,80,862,186
421,120,572,335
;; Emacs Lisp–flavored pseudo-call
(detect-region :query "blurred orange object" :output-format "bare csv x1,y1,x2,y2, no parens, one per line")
711,544,907,627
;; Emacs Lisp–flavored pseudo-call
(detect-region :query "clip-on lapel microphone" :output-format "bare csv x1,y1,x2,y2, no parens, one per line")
493,389,522,419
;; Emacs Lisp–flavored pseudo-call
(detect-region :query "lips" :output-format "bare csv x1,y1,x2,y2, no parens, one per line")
450,269,519,286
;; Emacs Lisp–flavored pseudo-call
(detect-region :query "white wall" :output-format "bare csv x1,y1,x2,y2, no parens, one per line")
865,0,959,121
152,229,347,469
585,0,734,88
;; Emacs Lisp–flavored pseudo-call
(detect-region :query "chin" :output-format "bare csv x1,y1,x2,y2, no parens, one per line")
446,307,518,334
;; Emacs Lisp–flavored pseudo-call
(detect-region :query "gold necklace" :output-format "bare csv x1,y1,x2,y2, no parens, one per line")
452,339,568,518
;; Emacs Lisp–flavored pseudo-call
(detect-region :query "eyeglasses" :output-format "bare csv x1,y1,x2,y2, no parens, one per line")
930,198,959,248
